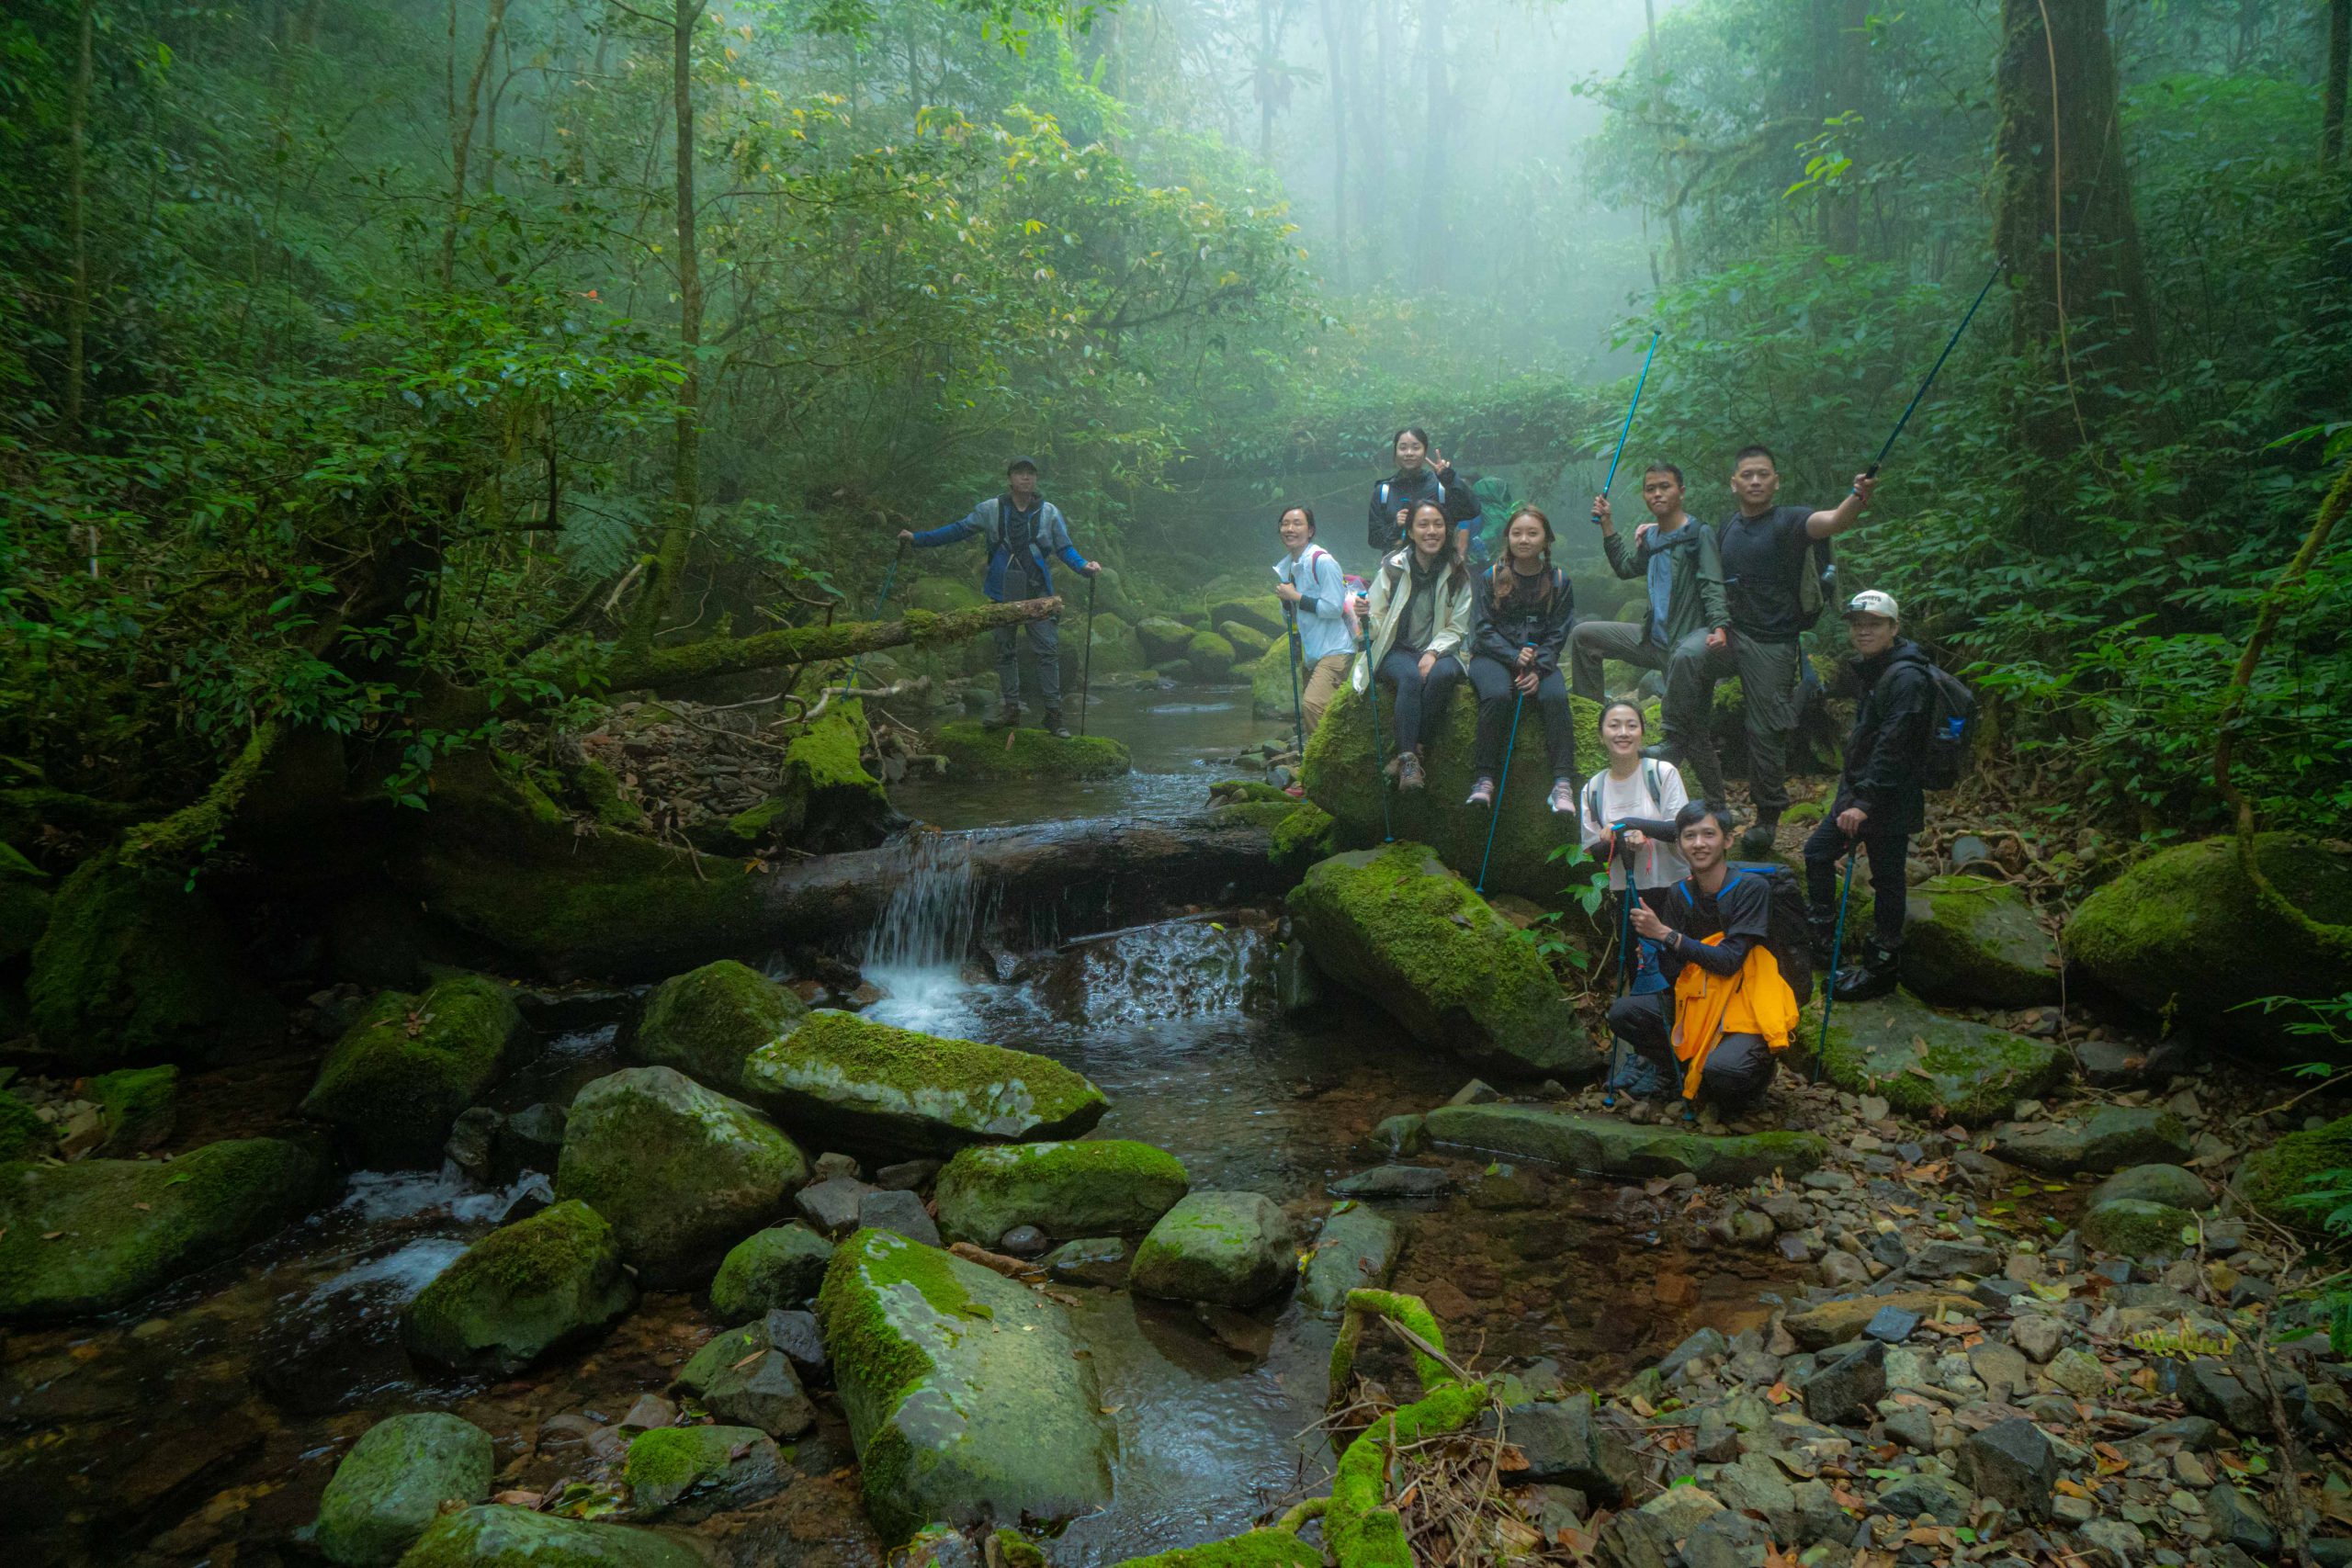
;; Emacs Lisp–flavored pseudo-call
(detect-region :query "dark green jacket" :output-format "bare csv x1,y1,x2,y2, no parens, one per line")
1600,517,1731,649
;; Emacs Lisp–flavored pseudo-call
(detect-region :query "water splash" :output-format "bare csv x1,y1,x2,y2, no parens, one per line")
1040,919,1272,1026
863,831,1000,1034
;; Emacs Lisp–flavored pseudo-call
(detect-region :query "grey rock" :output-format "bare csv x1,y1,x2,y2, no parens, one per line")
1710,1451,1799,1541
1910,1238,2001,1280
1693,1409,1741,1464
1448,1078,1502,1106
1369,1113,1428,1157
812,1152,863,1182
1499,1399,1635,1501
1817,1250,1871,1289
1042,1236,1128,1289
2076,1515,2144,1565
1328,1164,1453,1200
1792,1477,1846,1545
1679,1508,1760,1568
1996,1106,2193,1175
874,1158,939,1191
794,1175,873,1236
1130,1191,1295,1307
2146,1416,2222,1450
1971,1341,2033,1400
997,1224,1049,1258
759,1309,829,1383
1874,1472,1974,1524
492,1102,567,1180
1638,1483,1723,1536
1592,1507,1677,1568
2012,1312,2066,1363
1802,1339,1886,1427
675,1321,816,1438
1300,1203,1399,1315
446,1107,501,1184
1883,1408,1937,1452
857,1187,941,1247
2089,1163,2211,1212
2048,1346,2108,1398
2182,1357,2271,1435
1962,1416,2057,1517
1657,1326,1730,1382
2205,1483,2278,1555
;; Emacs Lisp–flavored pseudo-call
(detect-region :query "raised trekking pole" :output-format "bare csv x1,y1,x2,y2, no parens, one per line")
1590,331,1660,527
1862,264,2001,481
1474,672,1530,894
1283,604,1306,759
1357,632,1395,843
1078,573,1098,739
1812,850,1860,1084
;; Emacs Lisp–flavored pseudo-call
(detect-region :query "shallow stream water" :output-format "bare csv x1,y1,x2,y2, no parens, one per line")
3,680,1791,1568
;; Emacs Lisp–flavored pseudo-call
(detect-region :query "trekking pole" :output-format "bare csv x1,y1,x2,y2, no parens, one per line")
1357,633,1395,843
1812,850,1860,1084
1863,264,2001,480
1283,604,1306,760
1473,678,1529,894
1590,332,1660,526
844,538,908,690
1078,574,1098,739
1600,835,1639,1108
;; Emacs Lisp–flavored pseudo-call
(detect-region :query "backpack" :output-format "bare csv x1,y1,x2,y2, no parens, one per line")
1917,662,1979,790
1794,535,1838,620
1582,761,1667,833
1679,864,1816,1007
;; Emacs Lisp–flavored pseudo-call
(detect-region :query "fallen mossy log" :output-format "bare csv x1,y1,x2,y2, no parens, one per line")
600,597,1060,690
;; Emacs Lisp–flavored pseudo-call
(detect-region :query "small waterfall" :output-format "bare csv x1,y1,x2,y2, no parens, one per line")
1041,919,1272,1026
862,832,998,1032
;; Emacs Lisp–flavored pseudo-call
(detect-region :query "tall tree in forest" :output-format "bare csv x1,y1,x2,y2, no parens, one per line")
61,0,94,441
1808,0,1868,255
441,0,510,289
1643,0,1683,280
2326,0,2348,163
631,0,709,651
1992,0,2160,447
1419,0,1452,289
1317,0,1350,287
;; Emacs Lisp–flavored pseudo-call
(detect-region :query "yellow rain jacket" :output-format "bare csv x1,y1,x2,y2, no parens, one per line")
1669,932,1800,1101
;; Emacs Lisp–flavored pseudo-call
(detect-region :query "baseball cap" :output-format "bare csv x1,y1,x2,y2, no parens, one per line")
1842,589,1900,622
1006,455,1039,473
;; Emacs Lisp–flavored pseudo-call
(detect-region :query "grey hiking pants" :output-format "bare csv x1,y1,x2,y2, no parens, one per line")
993,568,1061,713
1668,633,1801,817
1571,621,1713,757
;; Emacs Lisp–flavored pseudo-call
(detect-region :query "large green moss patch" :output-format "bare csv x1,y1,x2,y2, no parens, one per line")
933,1139,1189,1246
933,722,1130,781
632,959,807,1095
300,976,525,1167
1424,1103,1826,1183
401,1199,637,1372
1804,988,2065,1124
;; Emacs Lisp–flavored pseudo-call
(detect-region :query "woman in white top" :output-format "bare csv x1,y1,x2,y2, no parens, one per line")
1582,698,1690,1100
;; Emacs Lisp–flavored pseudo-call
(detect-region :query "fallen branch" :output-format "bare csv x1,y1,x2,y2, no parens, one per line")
603,598,1058,690
119,720,283,867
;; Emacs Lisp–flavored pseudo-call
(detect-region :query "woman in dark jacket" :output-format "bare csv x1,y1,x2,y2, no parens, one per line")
1464,504,1579,813
1366,426,1482,558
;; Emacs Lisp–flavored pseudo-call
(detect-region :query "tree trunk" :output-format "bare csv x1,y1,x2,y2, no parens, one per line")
1644,0,1683,280
1259,0,1276,164
1810,0,1867,255
62,0,95,441
1361,0,1395,282
439,0,509,289
2326,0,2348,164
1418,0,1451,291
1317,0,1350,288
1992,0,2160,446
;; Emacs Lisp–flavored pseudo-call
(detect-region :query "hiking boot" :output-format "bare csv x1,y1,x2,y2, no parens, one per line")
1464,776,1497,807
1831,942,1901,1004
1736,818,1779,861
1283,783,1306,799
985,706,1022,730
1807,914,1838,968
1043,709,1070,739
1547,778,1576,815
1397,752,1427,791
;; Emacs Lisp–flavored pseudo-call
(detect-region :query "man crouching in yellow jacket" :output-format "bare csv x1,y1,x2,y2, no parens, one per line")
1615,801,1800,1112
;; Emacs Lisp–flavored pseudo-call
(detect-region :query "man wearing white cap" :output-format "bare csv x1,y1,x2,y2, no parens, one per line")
1803,588,1934,1002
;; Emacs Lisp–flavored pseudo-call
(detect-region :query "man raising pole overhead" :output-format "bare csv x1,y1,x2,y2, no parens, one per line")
899,455,1101,739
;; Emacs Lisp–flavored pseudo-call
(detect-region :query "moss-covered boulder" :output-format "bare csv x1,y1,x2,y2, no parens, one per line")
1898,875,2061,1009
1269,802,1344,875
1211,596,1286,637
933,1139,1190,1247
1128,1190,1295,1306
556,1067,807,1286
709,1224,835,1320
2090,1163,2212,1211
1993,1106,2192,1174
1185,630,1238,681
1806,989,2065,1124
1301,683,1653,900
317,1412,495,1567
300,976,526,1168
2067,834,2352,1059
1104,1531,1323,1568
2080,1199,2197,1261
1218,621,1273,660
0,1090,55,1161
741,1012,1107,1156
1057,612,1147,685
933,722,1130,782
621,1424,782,1518
401,1200,637,1373
1249,637,1306,722
0,1136,328,1321
1299,1202,1400,1315
1136,616,1196,664
1424,1103,1827,1182
90,1064,177,1154
674,1317,817,1437
1286,845,1587,1078
816,1228,1113,1541
632,960,807,1096
395,1506,704,1568
2235,1114,2352,1229
27,854,283,1068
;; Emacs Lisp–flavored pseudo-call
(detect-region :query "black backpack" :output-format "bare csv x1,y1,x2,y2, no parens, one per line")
1918,663,1979,790
1794,535,1838,622
1679,864,1816,1007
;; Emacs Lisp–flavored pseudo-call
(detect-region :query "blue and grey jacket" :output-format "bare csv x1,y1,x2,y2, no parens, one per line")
910,494,1088,601
1273,544,1351,664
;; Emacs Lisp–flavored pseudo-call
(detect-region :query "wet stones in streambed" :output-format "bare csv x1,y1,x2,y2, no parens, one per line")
315,1413,494,1567
402,1200,637,1374
710,1224,835,1321
1804,988,2066,1124
1042,1236,1128,1288
395,1504,704,1568
1299,1201,1399,1315
930,722,1131,781
1992,1104,2192,1174
932,1139,1189,1247
299,976,528,1168
674,1314,820,1436
630,958,807,1096
1128,1190,1295,1307
621,1425,783,1519
0,1135,331,1321
740,1012,1107,1156
1285,844,1589,1078
815,1228,1112,1541
1422,1103,1827,1184
1328,1163,1453,1199
555,1066,808,1287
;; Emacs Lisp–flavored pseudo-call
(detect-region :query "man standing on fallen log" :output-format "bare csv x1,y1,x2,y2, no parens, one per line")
900,456,1101,737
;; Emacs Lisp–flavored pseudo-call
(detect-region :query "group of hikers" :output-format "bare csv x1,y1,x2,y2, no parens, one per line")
902,434,1955,1119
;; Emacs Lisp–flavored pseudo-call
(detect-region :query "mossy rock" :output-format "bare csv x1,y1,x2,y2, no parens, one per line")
27,854,284,1068
401,1199,638,1373
1209,800,1296,832
1804,988,2065,1124
1135,616,1196,664
90,1064,177,1154
1057,613,1147,685
0,1136,329,1321
1249,637,1306,722
2067,833,2352,1060
300,976,526,1168
709,1224,835,1320
816,1227,1112,1541
933,1139,1190,1247
621,1424,782,1517
565,760,647,831
395,1506,704,1568
2079,1199,2197,1261
0,1090,56,1162
933,722,1130,782
1129,1190,1295,1306
1210,596,1286,637
1105,1530,1324,1568
673,1316,816,1437
1302,682,1657,901
1286,844,1588,1079
1218,621,1273,660
1185,630,1238,681
1900,875,2061,1009
2236,1114,2352,1230
633,960,807,1096
1269,802,1344,875
695,701,892,854
317,1412,495,1567
1993,1105,2192,1175
555,1066,808,1287
1299,1203,1400,1316
1424,1104,1828,1183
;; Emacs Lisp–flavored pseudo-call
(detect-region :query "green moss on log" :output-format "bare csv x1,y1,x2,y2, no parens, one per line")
933,723,1130,781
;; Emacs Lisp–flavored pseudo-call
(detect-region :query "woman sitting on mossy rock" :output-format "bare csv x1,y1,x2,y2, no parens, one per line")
1463,505,1579,814
1351,500,1471,793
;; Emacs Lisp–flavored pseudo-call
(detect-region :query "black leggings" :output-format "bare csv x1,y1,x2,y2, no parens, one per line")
1802,816,1910,953
1375,649,1464,755
1466,656,1577,782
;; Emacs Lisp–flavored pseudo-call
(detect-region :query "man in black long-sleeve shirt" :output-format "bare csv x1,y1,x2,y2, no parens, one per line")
1606,802,1781,1110
1804,590,1936,1002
